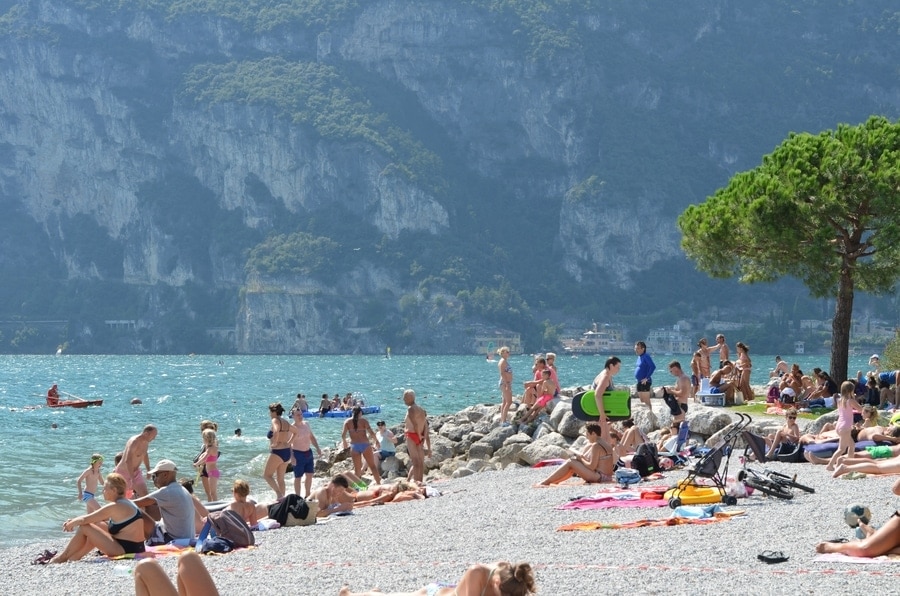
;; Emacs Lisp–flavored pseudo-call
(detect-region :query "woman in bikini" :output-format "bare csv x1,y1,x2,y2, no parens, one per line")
263,402,296,499
734,341,753,401
194,420,218,501
591,356,622,439
497,346,513,425
194,428,219,501
342,406,382,485
49,473,146,563
538,422,614,485
340,560,536,596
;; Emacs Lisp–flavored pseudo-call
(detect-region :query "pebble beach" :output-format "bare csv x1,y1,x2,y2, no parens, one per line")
7,438,900,596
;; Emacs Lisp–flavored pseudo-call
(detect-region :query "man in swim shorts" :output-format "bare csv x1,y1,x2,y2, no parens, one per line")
403,389,430,484
114,424,157,498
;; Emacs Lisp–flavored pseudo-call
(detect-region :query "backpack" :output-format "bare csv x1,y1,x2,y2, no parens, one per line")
206,509,255,548
631,442,660,477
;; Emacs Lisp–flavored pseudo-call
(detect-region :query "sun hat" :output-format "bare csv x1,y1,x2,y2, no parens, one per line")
870,354,880,362
148,459,177,474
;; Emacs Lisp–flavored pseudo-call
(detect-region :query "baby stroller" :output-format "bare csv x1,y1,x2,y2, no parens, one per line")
664,413,752,508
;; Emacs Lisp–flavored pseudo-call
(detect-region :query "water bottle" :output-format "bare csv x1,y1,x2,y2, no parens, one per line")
113,564,133,577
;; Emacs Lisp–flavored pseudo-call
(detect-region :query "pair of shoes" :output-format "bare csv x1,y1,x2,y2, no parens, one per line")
757,550,789,564
31,549,57,565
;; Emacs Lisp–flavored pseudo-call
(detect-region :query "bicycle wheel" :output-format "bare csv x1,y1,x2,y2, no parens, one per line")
766,470,815,493
744,476,794,500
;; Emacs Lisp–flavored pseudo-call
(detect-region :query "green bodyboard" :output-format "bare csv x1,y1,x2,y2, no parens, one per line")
573,390,632,421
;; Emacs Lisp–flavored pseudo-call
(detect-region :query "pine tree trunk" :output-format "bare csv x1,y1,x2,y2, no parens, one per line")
831,266,854,383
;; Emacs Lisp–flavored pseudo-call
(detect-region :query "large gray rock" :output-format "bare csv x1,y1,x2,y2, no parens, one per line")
534,431,571,449
806,410,839,435
520,441,569,465
468,442,495,460
425,434,454,468
556,410,583,438
439,421,475,442
684,407,735,436
632,406,661,433
549,399,571,428
493,443,527,467
503,432,533,445
479,424,517,450
451,467,476,478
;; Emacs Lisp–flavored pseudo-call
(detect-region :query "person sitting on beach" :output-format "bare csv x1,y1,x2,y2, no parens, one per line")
816,479,900,557
76,454,105,513
46,383,59,406
134,460,195,543
311,474,356,517
707,361,735,403
519,368,556,425
227,479,258,528
765,409,801,459
339,561,536,596
50,473,146,563
616,419,644,454
375,420,398,469
538,422,614,485
770,356,789,379
134,550,220,596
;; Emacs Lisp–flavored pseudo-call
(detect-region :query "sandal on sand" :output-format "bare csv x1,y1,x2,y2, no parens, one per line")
31,549,57,565
757,550,789,564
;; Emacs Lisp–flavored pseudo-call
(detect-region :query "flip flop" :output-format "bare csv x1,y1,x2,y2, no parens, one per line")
825,537,849,543
31,549,57,565
757,550,789,564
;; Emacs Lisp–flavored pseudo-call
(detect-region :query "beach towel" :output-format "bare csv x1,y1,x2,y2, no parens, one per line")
813,553,900,564
532,458,565,468
556,487,669,510
557,513,737,531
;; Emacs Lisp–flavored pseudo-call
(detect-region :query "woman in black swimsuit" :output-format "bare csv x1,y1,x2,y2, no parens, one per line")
50,473,146,563
263,402,296,499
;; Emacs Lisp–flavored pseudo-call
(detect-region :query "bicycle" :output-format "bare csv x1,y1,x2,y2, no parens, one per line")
763,468,815,494
737,466,795,499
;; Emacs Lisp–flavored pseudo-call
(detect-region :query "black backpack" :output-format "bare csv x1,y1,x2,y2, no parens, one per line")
631,442,660,477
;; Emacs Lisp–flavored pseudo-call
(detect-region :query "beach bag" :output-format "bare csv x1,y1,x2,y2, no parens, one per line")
267,494,316,527
198,536,233,554
631,442,660,477
284,498,317,527
774,442,805,464
207,509,255,548
766,385,780,403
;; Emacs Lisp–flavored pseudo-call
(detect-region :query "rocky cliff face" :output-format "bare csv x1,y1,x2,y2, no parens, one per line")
0,1,897,353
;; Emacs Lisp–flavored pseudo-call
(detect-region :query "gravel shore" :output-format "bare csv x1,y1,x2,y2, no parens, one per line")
7,426,900,595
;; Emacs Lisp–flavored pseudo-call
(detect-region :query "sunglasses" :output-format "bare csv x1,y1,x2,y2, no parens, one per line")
786,416,797,419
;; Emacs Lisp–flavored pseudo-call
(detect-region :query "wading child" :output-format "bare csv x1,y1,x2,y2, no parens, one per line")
76,454,104,513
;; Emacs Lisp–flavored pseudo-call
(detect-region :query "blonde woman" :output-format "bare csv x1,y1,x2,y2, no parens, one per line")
497,347,513,426
50,473,145,563
195,429,219,501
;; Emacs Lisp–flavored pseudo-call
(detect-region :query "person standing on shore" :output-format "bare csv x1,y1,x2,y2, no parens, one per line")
342,406,383,485
497,347,513,426
263,403,296,499
290,408,322,498
715,334,729,368
734,341,754,401
634,341,656,409
76,454,104,513
404,389,430,484
113,424,157,498
591,356,622,439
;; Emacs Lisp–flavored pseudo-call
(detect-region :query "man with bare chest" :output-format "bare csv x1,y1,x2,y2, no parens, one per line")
403,390,430,484
114,424,157,498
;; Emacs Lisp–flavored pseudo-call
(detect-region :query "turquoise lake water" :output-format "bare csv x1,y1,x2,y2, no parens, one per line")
0,353,873,547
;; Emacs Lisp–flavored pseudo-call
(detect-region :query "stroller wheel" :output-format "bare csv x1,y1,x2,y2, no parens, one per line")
723,495,738,506
737,470,747,482
668,497,682,509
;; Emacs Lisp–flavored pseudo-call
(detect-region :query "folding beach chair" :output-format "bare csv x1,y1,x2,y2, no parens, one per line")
741,430,768,463
659,420,690,466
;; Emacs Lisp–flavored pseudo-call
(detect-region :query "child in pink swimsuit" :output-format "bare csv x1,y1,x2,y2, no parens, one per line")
827,380,863,472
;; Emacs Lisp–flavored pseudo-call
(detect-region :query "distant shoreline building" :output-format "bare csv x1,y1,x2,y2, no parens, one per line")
561,323,630,355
